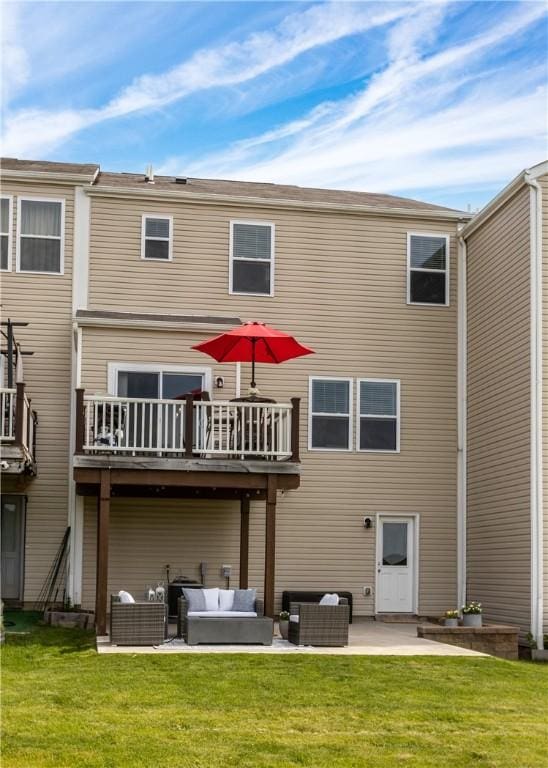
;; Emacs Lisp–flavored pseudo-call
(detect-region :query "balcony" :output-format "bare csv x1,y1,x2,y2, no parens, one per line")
1,383,38,475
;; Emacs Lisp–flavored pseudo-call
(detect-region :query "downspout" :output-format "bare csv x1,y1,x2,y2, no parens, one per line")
457,228,468,611
524,172,544,650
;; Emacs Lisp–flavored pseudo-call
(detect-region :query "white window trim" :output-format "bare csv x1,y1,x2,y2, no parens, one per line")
229,219,275,297
107,362,212,397
16,196,65,275
1,195,13,272
308,376,353,452
357,378,400,453
406,232,450,307
141,214,173,261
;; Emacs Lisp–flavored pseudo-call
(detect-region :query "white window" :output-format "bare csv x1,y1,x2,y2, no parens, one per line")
358,379,400,452
108,363,211,398
17,197,64,274
1,196,12,271
141,215,172,261
407,233,449,306
309,377,352,450
229,220,274,296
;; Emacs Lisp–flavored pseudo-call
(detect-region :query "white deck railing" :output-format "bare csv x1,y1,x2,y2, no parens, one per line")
82,395,293,460
1,388,16,441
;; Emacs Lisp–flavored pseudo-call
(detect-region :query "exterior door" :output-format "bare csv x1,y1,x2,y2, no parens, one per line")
1,495,25,601
376,517,415,613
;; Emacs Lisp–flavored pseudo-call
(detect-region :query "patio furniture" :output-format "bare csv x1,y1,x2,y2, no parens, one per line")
110,594,167,646
177,595,273,645
288,598,350,647
282,590,354,622
167,579,203,618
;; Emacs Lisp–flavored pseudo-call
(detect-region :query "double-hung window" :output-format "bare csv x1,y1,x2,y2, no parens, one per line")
309,377,352,450
358,379,400,452
141,215,172,260
230,221,274,296
407,233,449,305
17,198,64,273
1,196,12,271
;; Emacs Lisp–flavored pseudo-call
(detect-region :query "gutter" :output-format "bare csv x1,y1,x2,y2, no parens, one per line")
457,228,468,610
524,172,544,650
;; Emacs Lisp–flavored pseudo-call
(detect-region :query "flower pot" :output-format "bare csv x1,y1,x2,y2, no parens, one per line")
444,618,459,628
462,613,482,628
279,620,289,640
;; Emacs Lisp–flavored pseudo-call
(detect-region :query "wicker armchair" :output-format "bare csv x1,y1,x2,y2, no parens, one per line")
110,595,167,646
288,598,350,647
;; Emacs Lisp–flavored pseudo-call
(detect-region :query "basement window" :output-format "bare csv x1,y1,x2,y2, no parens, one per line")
407,233,449,305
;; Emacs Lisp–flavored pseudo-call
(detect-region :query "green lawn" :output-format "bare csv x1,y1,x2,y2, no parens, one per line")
2,625,547,768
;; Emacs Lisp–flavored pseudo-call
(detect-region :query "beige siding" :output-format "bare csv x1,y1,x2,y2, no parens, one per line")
466,185,531,634
80,196,461,616
540,173,548,636
0,181,75,603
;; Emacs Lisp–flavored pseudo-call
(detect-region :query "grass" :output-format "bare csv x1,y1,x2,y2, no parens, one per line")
2,625,547,768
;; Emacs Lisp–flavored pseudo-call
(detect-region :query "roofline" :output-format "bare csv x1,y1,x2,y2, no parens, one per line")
0,168,98,185
85,184,471,222
461,160,548,239
74,309,241,333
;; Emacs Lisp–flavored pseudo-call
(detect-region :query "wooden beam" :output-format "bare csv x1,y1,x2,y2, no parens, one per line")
290,397,300,463
75,483,266,501
263,474,277,618
95,469,110,636
240,496,250,589
75,388,85,454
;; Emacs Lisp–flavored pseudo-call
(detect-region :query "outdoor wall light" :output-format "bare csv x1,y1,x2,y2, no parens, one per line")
363,517,372,529
215,376,224,389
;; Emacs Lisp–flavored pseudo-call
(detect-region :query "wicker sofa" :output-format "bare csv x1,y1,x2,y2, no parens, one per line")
288,598,350,647
110,594,167,646
178,595,273,645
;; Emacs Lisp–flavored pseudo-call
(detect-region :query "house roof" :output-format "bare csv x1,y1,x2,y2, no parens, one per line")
1,157,99,177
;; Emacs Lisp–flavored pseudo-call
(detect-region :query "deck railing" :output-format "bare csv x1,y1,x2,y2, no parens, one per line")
76,391,300,462
1,383,37,460
1,388,16,440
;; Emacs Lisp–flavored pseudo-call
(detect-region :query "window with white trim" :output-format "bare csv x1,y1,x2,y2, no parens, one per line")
407,233,449,305
309,377,352,450
358,379,399,452
18,198,64,273
230,221,274,295
1,196,12,271
141,215,172,260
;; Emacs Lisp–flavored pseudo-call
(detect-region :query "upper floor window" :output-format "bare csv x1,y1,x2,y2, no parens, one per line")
309,377,352,450
407,233,449,306
358,379,400,452
141,215,172,260
1,196,12,271
230,221,274,296
17,198,64,274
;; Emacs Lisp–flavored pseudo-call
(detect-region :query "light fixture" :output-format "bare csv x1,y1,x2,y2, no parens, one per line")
215,376,224,389
363,517,372,529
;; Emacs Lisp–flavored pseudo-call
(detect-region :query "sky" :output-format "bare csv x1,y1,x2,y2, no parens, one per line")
2,0,547,210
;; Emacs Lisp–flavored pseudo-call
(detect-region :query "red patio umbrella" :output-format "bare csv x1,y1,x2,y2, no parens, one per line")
192,321,314,389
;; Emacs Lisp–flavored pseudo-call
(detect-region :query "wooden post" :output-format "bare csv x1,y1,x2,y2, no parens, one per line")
95,469,111,636
184,394,194,458
290,397,300,462
240,496,250,589
75,388,85,455
264,474,277,618
14,382,25,445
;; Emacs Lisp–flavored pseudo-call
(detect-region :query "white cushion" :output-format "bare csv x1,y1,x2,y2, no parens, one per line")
289,614,300,623
319,593,339,606
202,588,220,611
118,590,135,604
218,589,235,611
187,610,257,618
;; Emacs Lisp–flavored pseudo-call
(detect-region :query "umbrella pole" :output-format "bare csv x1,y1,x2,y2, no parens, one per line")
251,338,257,388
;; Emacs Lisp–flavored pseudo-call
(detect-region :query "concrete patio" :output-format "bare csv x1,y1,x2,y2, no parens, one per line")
97,618,488,656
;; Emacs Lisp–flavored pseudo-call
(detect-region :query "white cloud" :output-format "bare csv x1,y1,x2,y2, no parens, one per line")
1,4,30,106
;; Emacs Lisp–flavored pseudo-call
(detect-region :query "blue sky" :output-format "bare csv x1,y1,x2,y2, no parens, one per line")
2,0,547,209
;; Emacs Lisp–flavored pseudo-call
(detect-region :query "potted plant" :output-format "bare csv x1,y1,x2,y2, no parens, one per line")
444,610,459,628
278,610,290,640
462,601,482,627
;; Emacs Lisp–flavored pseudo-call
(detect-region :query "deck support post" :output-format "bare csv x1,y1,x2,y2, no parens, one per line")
95,469,111,636
264,475,277,618
240,496,250,589
75,388,85,454
290,398,300,462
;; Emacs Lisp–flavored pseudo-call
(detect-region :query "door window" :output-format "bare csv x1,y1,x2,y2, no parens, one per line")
382,522,408,566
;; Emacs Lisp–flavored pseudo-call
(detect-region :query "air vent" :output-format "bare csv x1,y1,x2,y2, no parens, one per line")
175,176,188,185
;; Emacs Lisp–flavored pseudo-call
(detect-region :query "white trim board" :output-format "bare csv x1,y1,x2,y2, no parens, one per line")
1,195,13,272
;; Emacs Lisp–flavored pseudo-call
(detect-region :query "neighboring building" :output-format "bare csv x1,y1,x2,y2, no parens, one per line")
0,156,545,648
461,160,548,647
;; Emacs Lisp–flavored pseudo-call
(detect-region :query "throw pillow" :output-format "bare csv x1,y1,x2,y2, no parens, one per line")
118,590,135,604
319,593,339,606
218,589,235,611
232,588,256,612
202,587,220,611
182,588,206,612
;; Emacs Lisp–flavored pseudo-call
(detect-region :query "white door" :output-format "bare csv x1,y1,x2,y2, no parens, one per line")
376,517,415,613
1,496,25,601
